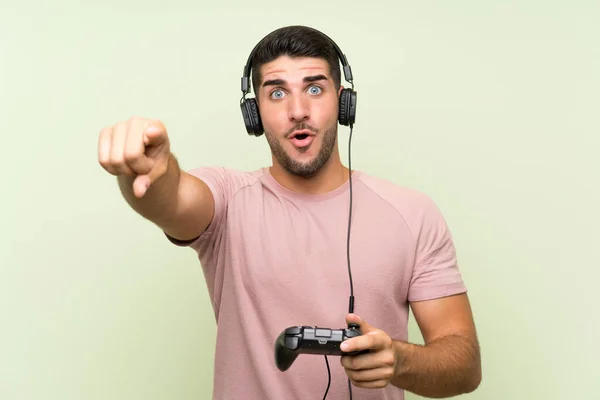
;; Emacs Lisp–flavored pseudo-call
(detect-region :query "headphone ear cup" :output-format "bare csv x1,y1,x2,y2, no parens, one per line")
240,98,263,137
338,88,357,126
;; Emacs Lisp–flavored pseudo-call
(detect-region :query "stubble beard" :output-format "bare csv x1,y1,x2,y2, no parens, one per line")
265,122,338,178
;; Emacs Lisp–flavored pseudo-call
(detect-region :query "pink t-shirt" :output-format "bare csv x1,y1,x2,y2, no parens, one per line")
167,166,467,400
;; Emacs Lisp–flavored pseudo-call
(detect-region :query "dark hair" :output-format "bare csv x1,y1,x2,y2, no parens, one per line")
250,25,342,97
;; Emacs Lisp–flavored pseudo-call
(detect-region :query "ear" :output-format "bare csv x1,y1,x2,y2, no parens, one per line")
338,85,345,96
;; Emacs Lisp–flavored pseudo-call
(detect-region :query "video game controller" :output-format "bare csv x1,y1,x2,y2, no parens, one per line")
274,324,368,371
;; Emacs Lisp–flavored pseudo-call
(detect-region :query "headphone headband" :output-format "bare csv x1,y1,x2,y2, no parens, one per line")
241,28,354,96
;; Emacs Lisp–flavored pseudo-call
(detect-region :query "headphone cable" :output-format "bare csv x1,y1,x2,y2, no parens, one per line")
346,124,355,400
322,355,331,400
322,123,355,400
346,124,355,315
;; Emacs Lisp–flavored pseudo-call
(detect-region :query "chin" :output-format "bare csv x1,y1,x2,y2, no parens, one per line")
267,129,334,175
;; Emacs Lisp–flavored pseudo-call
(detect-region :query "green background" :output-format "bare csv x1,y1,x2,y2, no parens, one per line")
2,1,598,399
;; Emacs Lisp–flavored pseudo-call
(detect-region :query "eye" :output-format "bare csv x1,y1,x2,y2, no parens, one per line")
270,89,285,99
308,85,322,95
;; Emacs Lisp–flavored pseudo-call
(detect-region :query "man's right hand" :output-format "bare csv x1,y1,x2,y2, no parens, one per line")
98,117,171,198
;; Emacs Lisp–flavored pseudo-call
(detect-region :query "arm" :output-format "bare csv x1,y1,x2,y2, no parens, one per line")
391,293,482,397
118,153,215,242
99,117,215,242
341,294,481,397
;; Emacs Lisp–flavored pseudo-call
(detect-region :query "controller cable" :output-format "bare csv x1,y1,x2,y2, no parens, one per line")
322,121,355,400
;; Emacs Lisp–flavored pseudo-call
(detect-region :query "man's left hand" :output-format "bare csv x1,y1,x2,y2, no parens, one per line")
339,313,400,389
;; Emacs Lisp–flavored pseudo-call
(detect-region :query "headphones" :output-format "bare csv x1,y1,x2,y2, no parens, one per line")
240,29,357,137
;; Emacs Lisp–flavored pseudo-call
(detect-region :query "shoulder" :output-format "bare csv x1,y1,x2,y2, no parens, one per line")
354,171,454,248
186,166,266,199
355,171,443,220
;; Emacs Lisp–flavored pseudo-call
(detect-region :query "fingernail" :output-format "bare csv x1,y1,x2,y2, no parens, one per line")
340,343,348,351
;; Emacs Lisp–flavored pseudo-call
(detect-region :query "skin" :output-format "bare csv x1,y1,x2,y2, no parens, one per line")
256,55,348,194
97,119,216,242
98,54,481,398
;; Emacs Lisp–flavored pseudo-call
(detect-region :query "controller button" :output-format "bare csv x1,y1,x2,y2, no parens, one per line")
285,327,302,335
315,328,332,337
285,336,299,350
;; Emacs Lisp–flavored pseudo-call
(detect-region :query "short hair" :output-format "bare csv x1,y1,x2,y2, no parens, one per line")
250,25,342,97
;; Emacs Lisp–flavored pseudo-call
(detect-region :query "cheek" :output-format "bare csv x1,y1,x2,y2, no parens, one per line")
259,104,286,130
315,97,340,118
314,105,339,126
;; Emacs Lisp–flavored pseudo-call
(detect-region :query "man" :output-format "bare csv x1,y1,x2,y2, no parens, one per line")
98,25,481,400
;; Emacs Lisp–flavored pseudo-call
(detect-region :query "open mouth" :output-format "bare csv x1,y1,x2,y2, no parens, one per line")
290,131,314,148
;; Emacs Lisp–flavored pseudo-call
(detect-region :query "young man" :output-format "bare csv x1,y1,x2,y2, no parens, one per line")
98,25,481,400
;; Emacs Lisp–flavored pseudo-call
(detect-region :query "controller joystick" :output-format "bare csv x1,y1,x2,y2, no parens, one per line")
274,325,369,372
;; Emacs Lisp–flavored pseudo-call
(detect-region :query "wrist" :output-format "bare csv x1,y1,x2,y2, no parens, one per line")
391,340,419,389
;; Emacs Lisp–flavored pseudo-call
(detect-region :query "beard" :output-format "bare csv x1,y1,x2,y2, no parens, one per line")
265,122,338,178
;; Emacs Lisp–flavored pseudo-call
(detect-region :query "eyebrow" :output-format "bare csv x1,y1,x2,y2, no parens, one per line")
262,74,328,87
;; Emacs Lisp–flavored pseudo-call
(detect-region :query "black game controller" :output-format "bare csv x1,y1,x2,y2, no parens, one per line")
274,323,368,371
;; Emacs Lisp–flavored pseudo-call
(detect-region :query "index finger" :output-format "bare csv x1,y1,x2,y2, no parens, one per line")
143,120,168,146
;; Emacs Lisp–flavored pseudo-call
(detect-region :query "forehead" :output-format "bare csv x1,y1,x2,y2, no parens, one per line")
259,56,331,83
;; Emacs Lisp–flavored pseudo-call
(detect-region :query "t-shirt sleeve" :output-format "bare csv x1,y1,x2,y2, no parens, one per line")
407,196,467,302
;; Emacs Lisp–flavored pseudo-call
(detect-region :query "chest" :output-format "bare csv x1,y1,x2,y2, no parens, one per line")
222,195,416,311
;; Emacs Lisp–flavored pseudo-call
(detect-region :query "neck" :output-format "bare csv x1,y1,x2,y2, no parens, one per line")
269,151,350,195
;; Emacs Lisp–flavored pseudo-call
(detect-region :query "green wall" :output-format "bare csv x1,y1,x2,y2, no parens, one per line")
2,1,598,399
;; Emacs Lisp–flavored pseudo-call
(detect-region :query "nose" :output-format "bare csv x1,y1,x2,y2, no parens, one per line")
288,93,309,122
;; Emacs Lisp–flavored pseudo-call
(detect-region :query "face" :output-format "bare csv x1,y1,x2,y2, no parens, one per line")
257,56,341,177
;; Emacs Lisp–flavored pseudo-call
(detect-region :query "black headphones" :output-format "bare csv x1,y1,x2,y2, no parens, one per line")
240,29,357,137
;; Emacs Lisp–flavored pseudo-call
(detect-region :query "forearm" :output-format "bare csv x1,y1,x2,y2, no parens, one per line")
391,334,481,398
118,153,181,226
